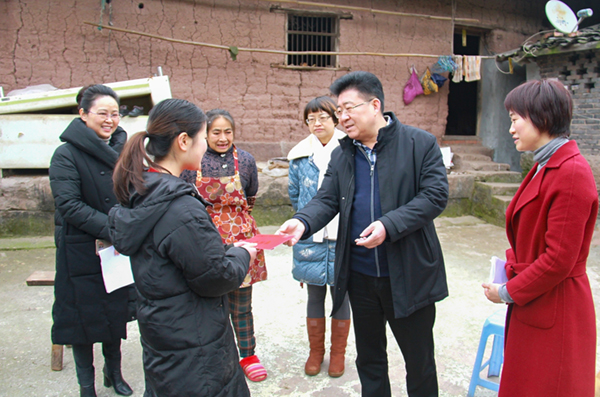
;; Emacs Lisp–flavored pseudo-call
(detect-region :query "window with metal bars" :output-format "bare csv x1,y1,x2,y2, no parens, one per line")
287,14,338,68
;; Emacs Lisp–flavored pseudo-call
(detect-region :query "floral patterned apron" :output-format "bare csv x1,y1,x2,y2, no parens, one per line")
195,147,267,287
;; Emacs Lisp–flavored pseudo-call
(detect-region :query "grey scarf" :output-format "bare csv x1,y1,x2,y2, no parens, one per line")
532,137,569,177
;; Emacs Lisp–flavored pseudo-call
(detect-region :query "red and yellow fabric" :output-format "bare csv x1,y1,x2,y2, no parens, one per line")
196,147,267,287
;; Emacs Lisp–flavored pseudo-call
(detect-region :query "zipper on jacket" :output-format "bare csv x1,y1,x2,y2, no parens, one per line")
357,147,381,277
341,173,353,231
339,150,354,271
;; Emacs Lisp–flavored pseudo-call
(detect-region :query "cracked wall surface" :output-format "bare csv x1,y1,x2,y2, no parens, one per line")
0,0,546,159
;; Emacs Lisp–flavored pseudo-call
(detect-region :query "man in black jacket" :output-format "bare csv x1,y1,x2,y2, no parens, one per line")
278,71,449,397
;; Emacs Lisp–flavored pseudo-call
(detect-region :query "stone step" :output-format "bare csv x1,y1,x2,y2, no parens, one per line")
458,160,511,172
444,144,494,158
471,184,514,227
441,136,481,146
463,170,523,183
493,195,514,205
453,153,492,162
476,182,521,196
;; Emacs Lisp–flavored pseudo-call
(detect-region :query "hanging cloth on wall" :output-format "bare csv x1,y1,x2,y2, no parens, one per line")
421,67,439,95
403,66,424,105
431,73,448,89
464,56,482,82
452,55,463,82
431,55,457,74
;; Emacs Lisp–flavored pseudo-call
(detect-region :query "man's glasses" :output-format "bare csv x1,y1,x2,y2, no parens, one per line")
335,98,374,118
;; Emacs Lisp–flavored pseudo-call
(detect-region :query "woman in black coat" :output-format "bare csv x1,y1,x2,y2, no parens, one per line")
108,98,256,397
49,85,133,397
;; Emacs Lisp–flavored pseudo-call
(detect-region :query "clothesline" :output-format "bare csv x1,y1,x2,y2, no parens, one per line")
83,22,441,58
83,22,500,61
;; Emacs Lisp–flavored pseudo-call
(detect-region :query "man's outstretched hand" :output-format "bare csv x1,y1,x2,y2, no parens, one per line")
276,219,306,247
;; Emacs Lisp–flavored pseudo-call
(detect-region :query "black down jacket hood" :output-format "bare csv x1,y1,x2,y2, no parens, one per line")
108,172,198,255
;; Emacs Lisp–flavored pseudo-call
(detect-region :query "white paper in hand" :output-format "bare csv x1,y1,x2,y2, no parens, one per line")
489,256,508,284
98,246,134,293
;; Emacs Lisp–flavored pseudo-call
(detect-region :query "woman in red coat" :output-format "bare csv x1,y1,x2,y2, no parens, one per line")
483,79,598,397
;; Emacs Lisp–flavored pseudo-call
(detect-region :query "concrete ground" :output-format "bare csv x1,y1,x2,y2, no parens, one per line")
1,216,600,397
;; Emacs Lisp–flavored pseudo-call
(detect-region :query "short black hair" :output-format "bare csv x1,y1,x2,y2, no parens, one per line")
504,79,572,138
329,71,385,113
303,96,338,126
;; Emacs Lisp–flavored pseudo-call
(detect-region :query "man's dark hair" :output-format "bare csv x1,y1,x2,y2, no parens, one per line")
504,79,572,138
329,71,385,113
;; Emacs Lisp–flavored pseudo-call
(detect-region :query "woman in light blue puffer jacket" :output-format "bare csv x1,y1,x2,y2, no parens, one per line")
287,96,351,378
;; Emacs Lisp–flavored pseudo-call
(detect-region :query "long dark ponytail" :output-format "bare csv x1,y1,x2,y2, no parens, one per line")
113,99,207,205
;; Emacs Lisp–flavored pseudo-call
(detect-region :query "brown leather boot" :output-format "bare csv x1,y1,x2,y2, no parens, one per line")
328,318,351,377
305,318,326,376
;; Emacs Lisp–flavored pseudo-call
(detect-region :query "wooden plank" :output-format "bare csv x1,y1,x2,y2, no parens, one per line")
51,344,63,371
26,271,55,286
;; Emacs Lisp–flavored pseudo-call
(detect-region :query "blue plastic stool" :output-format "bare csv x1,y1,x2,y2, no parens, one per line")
467,309,506,396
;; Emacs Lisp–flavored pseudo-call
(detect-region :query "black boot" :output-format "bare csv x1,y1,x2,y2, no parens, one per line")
127,105,144,117
119,105,129,117
73,344,96,397
103,364,133,396
80,384,97,397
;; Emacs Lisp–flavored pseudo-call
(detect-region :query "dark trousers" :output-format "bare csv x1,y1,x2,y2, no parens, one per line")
72,340,121,386
348,271,438,397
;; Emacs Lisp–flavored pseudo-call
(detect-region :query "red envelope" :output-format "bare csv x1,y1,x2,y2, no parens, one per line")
243,234,294,250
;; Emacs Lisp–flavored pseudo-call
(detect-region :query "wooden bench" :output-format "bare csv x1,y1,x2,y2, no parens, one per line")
26,271,64,371
26,271,55,286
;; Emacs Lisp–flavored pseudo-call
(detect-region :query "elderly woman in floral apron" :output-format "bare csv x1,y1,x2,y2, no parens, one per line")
181,109,267,382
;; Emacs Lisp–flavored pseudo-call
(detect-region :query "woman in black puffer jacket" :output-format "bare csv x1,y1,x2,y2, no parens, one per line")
108,98,256,397
49,84,134,397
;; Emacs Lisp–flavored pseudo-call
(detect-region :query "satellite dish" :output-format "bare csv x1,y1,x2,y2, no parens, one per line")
546,0,578,33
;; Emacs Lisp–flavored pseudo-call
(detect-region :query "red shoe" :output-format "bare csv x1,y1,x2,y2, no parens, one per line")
240,355,267,382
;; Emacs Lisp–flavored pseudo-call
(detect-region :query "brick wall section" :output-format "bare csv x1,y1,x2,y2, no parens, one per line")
0,0,545,160
536,51,600,155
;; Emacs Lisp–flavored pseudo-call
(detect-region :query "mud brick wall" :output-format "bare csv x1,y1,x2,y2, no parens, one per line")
537,51,600,155
0,0,544,160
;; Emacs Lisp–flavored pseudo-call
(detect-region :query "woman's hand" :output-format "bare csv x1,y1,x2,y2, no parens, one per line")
234,242,257,264
482,282,503,304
